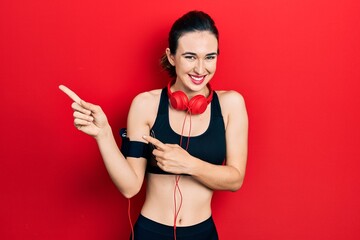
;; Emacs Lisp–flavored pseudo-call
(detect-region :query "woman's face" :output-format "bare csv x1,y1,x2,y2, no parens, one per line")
167,31,218,95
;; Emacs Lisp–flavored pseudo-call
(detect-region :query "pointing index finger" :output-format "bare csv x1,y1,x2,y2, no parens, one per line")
59,85,82,104
143,135,166,150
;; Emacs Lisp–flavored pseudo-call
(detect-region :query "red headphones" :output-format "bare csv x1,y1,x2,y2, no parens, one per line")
167,81,213,115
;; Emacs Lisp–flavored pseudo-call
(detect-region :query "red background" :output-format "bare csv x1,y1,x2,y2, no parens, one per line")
1,0,360,239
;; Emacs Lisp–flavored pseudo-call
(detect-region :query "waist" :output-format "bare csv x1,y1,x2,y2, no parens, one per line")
135,214,216,237
141,174,213,226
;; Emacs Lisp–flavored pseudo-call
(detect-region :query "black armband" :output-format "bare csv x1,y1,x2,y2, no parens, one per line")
119,128,149,158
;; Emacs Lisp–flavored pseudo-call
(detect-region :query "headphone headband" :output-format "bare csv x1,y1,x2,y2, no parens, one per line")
167,81,213,114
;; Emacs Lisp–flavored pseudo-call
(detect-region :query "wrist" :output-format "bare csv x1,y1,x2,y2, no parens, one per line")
187,156,202,176
94,124,112,141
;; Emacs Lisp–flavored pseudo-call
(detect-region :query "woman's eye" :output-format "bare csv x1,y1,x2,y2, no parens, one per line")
205,55,216,60
184,55,196,60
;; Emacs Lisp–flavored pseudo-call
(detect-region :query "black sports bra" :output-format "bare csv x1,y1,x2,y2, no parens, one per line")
146,87,226,174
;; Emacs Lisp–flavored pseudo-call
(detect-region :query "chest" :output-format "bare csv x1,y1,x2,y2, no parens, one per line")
168,105,212,137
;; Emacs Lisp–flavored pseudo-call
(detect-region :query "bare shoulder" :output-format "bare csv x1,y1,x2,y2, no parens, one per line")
131,89,162,109
215,90,247,129
128,89,162,127
216,90,246,112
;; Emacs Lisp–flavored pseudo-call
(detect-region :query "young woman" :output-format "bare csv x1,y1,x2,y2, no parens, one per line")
60,10,248,240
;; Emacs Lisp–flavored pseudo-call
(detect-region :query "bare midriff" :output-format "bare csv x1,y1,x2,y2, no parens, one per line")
141,173,213,226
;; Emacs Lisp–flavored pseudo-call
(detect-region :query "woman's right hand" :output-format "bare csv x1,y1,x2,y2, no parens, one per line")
59,85,110,138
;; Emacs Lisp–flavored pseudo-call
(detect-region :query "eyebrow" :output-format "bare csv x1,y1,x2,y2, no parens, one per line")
181,52,218,56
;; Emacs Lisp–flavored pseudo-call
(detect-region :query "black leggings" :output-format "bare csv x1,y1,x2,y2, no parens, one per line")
130,214,219,240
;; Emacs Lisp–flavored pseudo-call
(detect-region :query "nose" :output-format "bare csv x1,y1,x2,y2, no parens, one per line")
194,59,205,74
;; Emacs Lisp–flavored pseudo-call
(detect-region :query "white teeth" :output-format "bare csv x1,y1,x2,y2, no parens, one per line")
191,75,204,81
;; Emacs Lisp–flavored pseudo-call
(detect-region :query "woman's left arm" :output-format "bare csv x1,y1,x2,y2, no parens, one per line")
144,91,248,191
190,90,248,191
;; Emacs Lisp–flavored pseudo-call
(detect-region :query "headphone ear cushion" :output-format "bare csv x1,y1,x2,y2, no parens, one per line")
189,95,208,114
170,91,189,111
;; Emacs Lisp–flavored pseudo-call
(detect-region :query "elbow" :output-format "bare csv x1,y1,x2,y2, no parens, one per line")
229,173,245,192
230,180,243,192
120,183,142,199
123,193,136,199
122,187,141,199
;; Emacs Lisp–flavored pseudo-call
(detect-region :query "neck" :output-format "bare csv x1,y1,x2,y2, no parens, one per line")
171,80,211,99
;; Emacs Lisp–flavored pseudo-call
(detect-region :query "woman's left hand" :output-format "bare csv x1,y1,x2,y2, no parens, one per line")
143,135,194,174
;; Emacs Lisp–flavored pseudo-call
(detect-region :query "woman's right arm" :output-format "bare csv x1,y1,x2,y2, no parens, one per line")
59,85,150,198
95,91,157,198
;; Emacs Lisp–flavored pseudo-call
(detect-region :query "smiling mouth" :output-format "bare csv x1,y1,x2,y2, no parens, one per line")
189,74,206,84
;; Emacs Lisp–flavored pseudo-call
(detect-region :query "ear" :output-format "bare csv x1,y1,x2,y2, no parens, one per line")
166,48,175,66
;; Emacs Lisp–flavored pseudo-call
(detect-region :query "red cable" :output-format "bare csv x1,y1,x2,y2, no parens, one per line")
128,198,134,240
174,109,192,240
173,175,182,240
